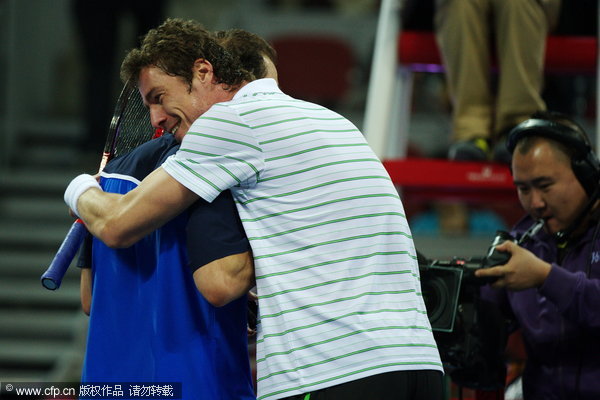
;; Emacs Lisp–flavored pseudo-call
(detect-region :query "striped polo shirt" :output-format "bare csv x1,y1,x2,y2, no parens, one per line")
163,78,442,400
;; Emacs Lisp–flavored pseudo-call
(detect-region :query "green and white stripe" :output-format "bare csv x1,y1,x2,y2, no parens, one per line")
163,79,442,400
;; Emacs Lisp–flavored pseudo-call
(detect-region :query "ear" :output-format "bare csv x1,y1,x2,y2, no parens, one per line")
193,58,213,83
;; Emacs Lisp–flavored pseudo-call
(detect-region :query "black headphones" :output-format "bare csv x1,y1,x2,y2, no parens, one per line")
507,118,600,198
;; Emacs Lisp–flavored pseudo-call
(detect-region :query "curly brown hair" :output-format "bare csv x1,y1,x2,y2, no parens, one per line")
120,18,251,90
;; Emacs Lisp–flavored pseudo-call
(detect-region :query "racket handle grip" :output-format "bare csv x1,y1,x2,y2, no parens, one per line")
41,219,88,290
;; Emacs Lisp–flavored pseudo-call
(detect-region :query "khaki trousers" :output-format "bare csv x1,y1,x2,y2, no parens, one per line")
434,0,561,141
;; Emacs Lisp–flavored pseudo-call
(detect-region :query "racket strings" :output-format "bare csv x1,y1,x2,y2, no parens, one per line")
112,89,155,158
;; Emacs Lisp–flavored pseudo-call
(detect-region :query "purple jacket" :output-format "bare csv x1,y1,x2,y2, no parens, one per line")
482,215,600,399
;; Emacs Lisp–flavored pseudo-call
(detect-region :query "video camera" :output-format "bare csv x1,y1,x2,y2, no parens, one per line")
419,229,517,333
417,222,542,390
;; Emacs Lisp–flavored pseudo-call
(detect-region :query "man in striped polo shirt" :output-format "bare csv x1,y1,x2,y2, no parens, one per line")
65,18,444,400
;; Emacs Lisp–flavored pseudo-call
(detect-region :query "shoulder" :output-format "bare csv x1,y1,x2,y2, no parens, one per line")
104,134,178,180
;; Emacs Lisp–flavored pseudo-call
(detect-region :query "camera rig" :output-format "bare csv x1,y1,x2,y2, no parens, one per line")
417,221,544,390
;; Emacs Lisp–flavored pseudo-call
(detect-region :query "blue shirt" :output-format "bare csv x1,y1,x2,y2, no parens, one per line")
82,134,255,400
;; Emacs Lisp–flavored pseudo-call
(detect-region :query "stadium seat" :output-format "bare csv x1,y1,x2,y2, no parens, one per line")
270,34,356,107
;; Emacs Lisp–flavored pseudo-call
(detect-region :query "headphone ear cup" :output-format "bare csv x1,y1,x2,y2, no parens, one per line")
572,152,600,198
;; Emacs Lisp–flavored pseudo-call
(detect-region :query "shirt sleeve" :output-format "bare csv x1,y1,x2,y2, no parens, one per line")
539,263,600,330
185,190,250,271
162,105,264,202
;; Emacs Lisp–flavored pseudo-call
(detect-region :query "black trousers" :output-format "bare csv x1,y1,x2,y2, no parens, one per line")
281,370,444,400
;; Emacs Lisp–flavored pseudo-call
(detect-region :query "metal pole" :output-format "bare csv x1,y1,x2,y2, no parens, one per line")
363,0,401,160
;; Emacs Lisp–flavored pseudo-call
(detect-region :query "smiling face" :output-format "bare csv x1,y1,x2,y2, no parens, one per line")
138,60,232,142
512,138,589,235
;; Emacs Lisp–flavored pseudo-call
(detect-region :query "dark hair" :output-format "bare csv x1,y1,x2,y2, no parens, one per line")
214,28,277,80
120,18,251,90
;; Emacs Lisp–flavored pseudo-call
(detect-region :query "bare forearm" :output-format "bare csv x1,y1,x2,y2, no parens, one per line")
70,167,199,248
78,187,174,248
77,188,135,247
193,251,255,307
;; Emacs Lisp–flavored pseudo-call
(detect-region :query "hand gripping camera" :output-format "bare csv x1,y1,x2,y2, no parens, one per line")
420,219,544,333
481,219,545,272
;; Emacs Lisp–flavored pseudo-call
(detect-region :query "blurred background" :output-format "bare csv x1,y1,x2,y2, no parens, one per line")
0,0,596,387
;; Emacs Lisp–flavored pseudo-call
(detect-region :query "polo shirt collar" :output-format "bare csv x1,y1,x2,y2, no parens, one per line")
233,78,281,100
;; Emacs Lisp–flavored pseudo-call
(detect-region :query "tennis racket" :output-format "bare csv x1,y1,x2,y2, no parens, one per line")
41,82,162,290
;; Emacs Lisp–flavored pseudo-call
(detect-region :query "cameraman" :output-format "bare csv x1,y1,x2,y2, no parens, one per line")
474,111,600,399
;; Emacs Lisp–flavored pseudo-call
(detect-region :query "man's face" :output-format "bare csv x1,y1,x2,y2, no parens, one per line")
512,139,588,235
138,64,216,142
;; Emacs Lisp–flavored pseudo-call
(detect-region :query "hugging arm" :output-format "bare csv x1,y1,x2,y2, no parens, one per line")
185,192,255,307
74,167,198,248
193,252,255,307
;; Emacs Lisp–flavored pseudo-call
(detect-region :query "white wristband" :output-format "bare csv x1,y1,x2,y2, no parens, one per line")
64,174,101,218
